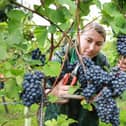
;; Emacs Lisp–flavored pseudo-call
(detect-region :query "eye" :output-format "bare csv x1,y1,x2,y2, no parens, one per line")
86,38,92,43
96,42,104,46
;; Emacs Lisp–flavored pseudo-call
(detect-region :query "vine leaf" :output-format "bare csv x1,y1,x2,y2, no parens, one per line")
34,26,48,48
7,10,26,44
68,84,80,95
46,7,66,24
45,114,77,126
47,93,58,103
42,61,60,76
5,78,20,99
0,43,7,60
113,14,126,28
57,0,76,16
80,0,94,16
81,99,93,111
103,2,120,17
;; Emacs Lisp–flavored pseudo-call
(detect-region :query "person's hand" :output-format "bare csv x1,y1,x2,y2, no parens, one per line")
50,77,70,104
118,56,126,71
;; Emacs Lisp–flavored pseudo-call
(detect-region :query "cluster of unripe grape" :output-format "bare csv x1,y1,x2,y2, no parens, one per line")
31,48,46,65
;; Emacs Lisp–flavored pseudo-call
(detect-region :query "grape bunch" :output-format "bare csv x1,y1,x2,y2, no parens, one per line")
79,63,126,125
21,71,45,107
31,48,46,65
109,66,126,97
117,34,126,56
61,57,126,126
95,89,120,126
0,82,4,89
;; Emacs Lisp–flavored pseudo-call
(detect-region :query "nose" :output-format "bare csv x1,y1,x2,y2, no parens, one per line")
89,43,95,51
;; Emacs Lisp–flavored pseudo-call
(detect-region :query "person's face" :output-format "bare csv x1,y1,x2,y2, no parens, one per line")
79,29,105,58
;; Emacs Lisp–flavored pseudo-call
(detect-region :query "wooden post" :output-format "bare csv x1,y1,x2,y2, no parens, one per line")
1,96,9,113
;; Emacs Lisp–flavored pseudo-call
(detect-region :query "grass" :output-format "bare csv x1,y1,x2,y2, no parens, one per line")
0,97,126,126
0,100,38,126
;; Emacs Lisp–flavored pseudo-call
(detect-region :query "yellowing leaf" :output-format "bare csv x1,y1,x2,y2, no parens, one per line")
81,99,93,111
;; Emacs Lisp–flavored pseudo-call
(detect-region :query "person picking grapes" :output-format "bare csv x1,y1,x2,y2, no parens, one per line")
45,22,126,126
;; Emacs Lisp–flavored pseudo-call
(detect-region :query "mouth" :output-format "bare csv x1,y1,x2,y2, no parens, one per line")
83,52,92,56
81,52,95,58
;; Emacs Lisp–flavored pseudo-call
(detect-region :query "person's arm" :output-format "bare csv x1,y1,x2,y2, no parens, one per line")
45,44,71,103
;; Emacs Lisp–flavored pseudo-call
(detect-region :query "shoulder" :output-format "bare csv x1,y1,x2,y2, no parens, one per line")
52,42,78,64
52,44,68,63
92,52,110,69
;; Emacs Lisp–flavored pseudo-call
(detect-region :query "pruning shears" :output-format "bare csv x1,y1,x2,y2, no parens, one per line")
63,63,80,86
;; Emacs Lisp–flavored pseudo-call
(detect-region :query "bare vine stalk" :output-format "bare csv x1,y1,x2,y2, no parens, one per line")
48,22,74,61
75,0,86,73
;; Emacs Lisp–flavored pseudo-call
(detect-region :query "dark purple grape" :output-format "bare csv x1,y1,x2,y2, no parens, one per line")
117,34,126,56
31,48,46,65
21,71,45,107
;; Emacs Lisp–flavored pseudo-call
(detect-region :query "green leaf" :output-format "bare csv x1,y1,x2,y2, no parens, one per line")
81,100,93,111
34,5,46,16
0,43,7,60
120,25,126,34
113,14,126,28
57,114,77,126
45,114,77,126
5,78,20,99
46,7,66,23
47,93,58,103
103,2,120,17
80,0,94,16
42,61,60,76
34,26,48,48
2,62,12,70
44,0,55,7
110,22,121,35
7,30,24,44
100,9,113,26
60,6,72,19
93,0,102,9
16,75,24,86
0,89,6,96
6,10,26,44
68,84,80,94
57,0,76,16
45,118,58,126
0,0,10,10
48,25,57,33
0,22,8,31
7,10,26,22
23,56,42,66
10,68,24,76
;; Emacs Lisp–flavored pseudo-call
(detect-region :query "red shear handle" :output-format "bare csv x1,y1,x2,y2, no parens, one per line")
63,73,70,85
70,76,77,86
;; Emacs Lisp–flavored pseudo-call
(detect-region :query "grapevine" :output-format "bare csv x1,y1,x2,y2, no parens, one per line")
0,0,126,126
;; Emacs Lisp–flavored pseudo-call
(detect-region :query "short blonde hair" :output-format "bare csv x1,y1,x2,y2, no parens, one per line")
80,22,106,41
